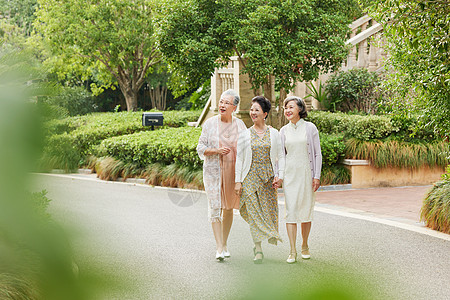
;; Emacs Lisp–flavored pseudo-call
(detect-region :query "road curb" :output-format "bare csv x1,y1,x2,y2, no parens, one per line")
40,172,449,241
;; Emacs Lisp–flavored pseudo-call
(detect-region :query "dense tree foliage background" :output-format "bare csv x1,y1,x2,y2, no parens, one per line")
157,0,360,97
35,0,162,111
365,0,450,138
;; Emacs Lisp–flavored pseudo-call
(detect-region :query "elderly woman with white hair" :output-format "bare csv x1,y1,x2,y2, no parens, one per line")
197,89,247,261
280,96,322,264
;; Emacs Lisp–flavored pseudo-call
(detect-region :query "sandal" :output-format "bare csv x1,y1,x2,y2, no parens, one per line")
253,251,264,264
301,247,310,259
286,252,297,264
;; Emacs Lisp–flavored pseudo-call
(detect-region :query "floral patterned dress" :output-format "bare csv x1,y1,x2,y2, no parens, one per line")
240,128,282,245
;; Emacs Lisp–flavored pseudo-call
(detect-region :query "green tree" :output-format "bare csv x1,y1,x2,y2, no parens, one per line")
35,0,162,111
0,0,38,35
157,0,358,97
365,0,450,138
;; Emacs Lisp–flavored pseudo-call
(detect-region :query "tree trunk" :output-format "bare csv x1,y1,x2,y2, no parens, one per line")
263,75,277,128
149,85,167,111
277,87,288,128
122,87,138,112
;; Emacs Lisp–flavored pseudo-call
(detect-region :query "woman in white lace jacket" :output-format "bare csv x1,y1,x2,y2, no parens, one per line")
197,89,247,261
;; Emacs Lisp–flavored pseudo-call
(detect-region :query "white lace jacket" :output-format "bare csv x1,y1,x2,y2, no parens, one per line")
197,115,247,222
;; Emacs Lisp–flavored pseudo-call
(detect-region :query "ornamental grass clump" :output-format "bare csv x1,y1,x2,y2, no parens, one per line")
345,139,449,169
420,166,450,233
321,165,351,186
95,157,125,181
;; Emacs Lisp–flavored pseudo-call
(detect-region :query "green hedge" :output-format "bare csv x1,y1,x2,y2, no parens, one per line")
96,128,346,171
95,127,203,169
320,133,346,167
307,111,398,140
44,110,201,136
41,110,201,170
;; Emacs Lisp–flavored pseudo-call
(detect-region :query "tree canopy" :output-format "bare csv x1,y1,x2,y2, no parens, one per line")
36,0,161,111
0,0,38,35
366,0,450,138
157,0,359,96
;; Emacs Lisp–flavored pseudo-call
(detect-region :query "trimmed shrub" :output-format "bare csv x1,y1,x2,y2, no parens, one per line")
41,110,201,170
95,127,202,169
421,166,450,233
44,110,201,136
307,111,397,140
320,133,346,167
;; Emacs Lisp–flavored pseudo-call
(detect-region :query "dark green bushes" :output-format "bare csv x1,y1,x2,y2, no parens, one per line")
319,133,350,185
325,68,380,113
41,110,201,171
307,111,397,140
96,127,202,169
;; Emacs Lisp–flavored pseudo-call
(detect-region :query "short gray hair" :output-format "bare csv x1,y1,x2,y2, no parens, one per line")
221,89,240,106
283,96,308,119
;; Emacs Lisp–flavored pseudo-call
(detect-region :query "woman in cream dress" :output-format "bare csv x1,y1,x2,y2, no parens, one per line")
197,89,247,261
280,96,322,263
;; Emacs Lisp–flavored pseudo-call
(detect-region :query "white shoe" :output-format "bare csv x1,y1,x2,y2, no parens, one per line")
216,251,225,261
223,250,230,258
286,252,297,264
301,247,311,259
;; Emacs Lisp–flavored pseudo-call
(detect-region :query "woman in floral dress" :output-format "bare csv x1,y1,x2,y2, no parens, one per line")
235,96,284,264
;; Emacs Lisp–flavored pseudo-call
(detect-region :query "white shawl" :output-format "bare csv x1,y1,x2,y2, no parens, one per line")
197,115,247,222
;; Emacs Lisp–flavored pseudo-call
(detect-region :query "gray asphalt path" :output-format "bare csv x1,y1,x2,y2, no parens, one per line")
33,174,450,300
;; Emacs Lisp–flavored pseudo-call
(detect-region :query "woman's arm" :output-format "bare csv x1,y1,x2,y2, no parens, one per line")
197,119,230,159
272,128,285,189
312,127,322,180
235,130,247,183
196,121,210,160
311,126,322,192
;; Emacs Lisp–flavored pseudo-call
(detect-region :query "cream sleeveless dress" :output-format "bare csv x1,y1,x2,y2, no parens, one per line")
283,119,315,223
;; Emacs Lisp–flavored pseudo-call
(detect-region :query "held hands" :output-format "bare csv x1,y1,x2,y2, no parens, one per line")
272,177,283,189
312,178,320,192
234,182,242,196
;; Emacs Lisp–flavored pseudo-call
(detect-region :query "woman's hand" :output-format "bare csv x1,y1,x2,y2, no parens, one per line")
312,179,320,192
204,147,231,156
217,147,231,156
272,177,283,189
234,182,242,196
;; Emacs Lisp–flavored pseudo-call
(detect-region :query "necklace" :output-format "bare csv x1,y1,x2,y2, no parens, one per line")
253,126,267,134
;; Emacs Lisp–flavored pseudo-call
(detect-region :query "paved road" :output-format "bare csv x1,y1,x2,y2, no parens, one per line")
34,174,450,300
